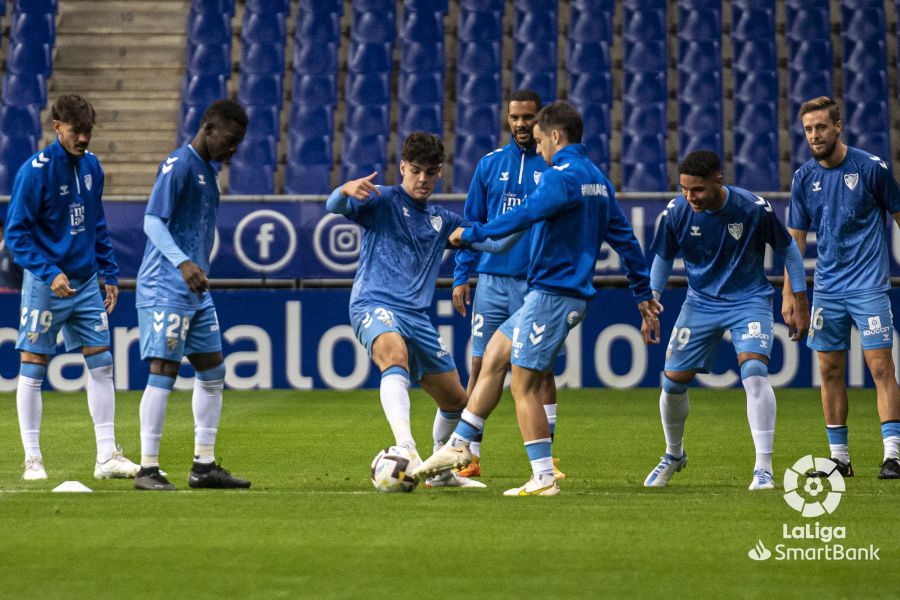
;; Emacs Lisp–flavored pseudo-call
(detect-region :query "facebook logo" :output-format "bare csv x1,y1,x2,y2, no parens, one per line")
235,210,297,273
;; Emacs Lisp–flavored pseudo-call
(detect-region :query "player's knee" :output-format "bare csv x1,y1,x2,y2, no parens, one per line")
663,371,693,386
662,375,688,395
867,356,897,384
150,359,180,378
818,359,845,383
739,359,768,381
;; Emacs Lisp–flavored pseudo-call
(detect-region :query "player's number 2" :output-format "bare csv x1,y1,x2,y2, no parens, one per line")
165,313,190,340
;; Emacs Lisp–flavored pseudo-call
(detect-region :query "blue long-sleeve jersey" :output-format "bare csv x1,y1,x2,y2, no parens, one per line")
5,139,118,286
453,139,546,286
462,144,652,302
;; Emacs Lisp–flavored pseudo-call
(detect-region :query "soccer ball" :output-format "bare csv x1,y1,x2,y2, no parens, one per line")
370,446,419,493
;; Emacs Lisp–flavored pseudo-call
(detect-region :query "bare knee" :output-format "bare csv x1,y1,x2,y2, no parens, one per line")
149,358,180,378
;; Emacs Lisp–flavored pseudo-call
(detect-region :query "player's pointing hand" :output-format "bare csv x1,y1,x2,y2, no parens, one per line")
341,172,381,201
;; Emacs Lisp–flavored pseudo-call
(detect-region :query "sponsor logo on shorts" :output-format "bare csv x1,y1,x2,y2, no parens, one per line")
863,315,891,339
94,312,109,332
511,327,523,358
436,339,449,358
741,321,770,348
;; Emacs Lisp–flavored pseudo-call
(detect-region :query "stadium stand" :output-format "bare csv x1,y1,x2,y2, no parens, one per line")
677,0,722,160
513,0,556,104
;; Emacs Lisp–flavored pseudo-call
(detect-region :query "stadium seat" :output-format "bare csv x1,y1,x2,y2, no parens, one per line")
623,103,666,136
843,40,885,73
0,133,38,167
9,12,54,44
582,134,610,172
677,7,721,41
580,104,610,137
734,132,778,167
192,0,235,14
342,162,385,184
399,9,443,42
844,101,889,133
241,43,286,75
345,105,390,138
457,10,502,42
401,41,444,72
13,0,56,13
460,0,503,10
458,73,501,105
569,72,613,104
732,7,774,39
182,74,228,106
514,10,556,43
187,11,231,45
187,43,231,77
621,162,667,192
398,72,442,105
735,103,776,133
343,134,388,166
458,41,501,73
288,103,334,138
678,72,721,105
623,72,666,103
284,162,331,194
678,40,720,74
291,74,337,105
455,134,497,167
567,42,610,72
734,161,778,192
841,8,885,41
680,105,721,136
352,10,396,43
788,71,832,102
456,103,500,137
622,9,665,42
178,106,204,139
514,73,554,103
515,42,556,73
789,40,832,71
569,2,612,42
621,134,666,164
623,41,666,73
399,104,442,136
238,74,282,106
843,70,887,103
680,132,723,157
851,133,891,161
246,0,289,12
227,160,275,195
292,42,338,75
295,11,340,44
233,135,277,167
786,3,829,40
242,11,287,44
733,72,778,103
288,135,333,165
2,74,46,107
0,104,41,138
347,42,392,73
6,42,52,76
245,105,281,138
732,42,776,73
345,73,391,105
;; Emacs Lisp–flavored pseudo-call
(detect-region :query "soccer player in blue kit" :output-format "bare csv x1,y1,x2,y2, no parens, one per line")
133,99,251,491
452,90,564,479
6,94,139,481
414,101,661,496
642,151,810,491
327,132,517,489
782,97,900,480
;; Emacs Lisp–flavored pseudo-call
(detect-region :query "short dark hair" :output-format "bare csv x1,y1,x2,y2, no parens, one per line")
798,96,841,124
678,150,721,178
401,131,444,166
201,98,248,128
534,101,583,143
52,94,96,130
508,89,542,112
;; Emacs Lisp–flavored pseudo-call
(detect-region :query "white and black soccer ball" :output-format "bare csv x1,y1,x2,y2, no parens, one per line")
370,446,419,493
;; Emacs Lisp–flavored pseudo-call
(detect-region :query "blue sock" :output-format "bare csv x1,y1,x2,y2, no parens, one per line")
881,421,900,440
826,425,848,446
883,421,900,461
20,362,47,381
525,438,553,477
147,374,176,391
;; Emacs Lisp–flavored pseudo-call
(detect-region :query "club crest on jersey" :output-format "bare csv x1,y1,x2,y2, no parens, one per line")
728,223,743,240
844,173,858,190
534,171,541,185
499,171,509,181
84,174,92,191
430,215,442,232
812,181,821,192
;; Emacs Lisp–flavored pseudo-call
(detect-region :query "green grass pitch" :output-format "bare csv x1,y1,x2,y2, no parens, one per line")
0,387,898,598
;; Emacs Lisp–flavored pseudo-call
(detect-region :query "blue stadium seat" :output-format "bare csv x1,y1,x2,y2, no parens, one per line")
621,162,667,192
732,7,774,39
582,134,610,172
458,72,501,104
295,11,340,44
786,4,829,40
734,132,778,167
569,72,612,104
788,71,832,102
851,133,890,161
843,70,887,103
245,105,281,138
569,3,612,42
401,41,444,72
455,134,496,167
678,72,720,105
2,74,46,107
179,106,204,139
622,9,665,42
399,9,443,42
404,0,448,10
678,7,721,41
345,73,390,105
734,162,778,192
6,42,52,76
242,11,286,44
343,134,388,166
241,43,285,74
514,10,555,43
13,0,56,13
354,0,394,10
621,134,666,164
398,72,442,105
227,160,275,195
0,134,38,168
733,72,778,103
460,0,503,10
352,10,396,43
187,11,230,45
623,103,666,136
345,105,390,138
293,42,338,75
580,104,610,136
233,135,277,167
515,42,556,73
9,12,54,44
733,41,776,72
192,0,235,15
456,103,499,137
623,72,666,103
734,103,776,134
287,135,333,165
623,41,666,72
187,43,231,77
790,40,832,71
567,42,610,72
845,101,888,134
284,162,331,194
182,74,227,105
342,163,385,184
515,73,554,103
347,42,392,73
842,8,885,41
678,40,720,74
0,104,41,138
291,74,337,105
238,74,282,105
399,104,442,135
681,104,721,136
844,40,885,73
288,103,334,138
452,159,477,193
458,41,501,73
680,133,723,157
457,10,502,42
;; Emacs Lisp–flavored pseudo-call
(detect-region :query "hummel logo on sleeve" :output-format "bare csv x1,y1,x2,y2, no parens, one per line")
161,156,178,175
31,152,49,168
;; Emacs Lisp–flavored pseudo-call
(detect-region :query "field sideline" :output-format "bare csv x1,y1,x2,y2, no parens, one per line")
0,388,897,599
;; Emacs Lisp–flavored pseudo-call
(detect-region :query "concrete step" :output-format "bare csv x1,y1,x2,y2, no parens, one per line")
50,70,184,93
58,1,189,35
54,36,186,70
102,163,160,191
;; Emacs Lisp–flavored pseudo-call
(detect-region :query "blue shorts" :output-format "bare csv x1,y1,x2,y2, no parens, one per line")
471,274,528,357
665,299,774,373
138,304,222,361
498,290,586,372
350,303,456,382
16,271,110,354
808,291,894,351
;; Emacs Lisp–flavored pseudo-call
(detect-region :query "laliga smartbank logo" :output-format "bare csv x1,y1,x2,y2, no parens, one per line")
747,455,880,562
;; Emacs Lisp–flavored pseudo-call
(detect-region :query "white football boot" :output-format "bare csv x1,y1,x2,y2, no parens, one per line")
411,442,472,480
503,475,560,496
94,447,140,479
748,467,775,491
643,453,688,487
23,456,47,481
425,470,486,489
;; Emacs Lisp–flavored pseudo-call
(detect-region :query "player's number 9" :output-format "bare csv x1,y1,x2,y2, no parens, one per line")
671,326,692,350
21,307,53,333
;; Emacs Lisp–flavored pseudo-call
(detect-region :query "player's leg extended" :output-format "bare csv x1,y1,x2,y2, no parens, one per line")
862,347,900,478
371,332,416,451
737,354,775,490
17,351,48,480
503,365,559,496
